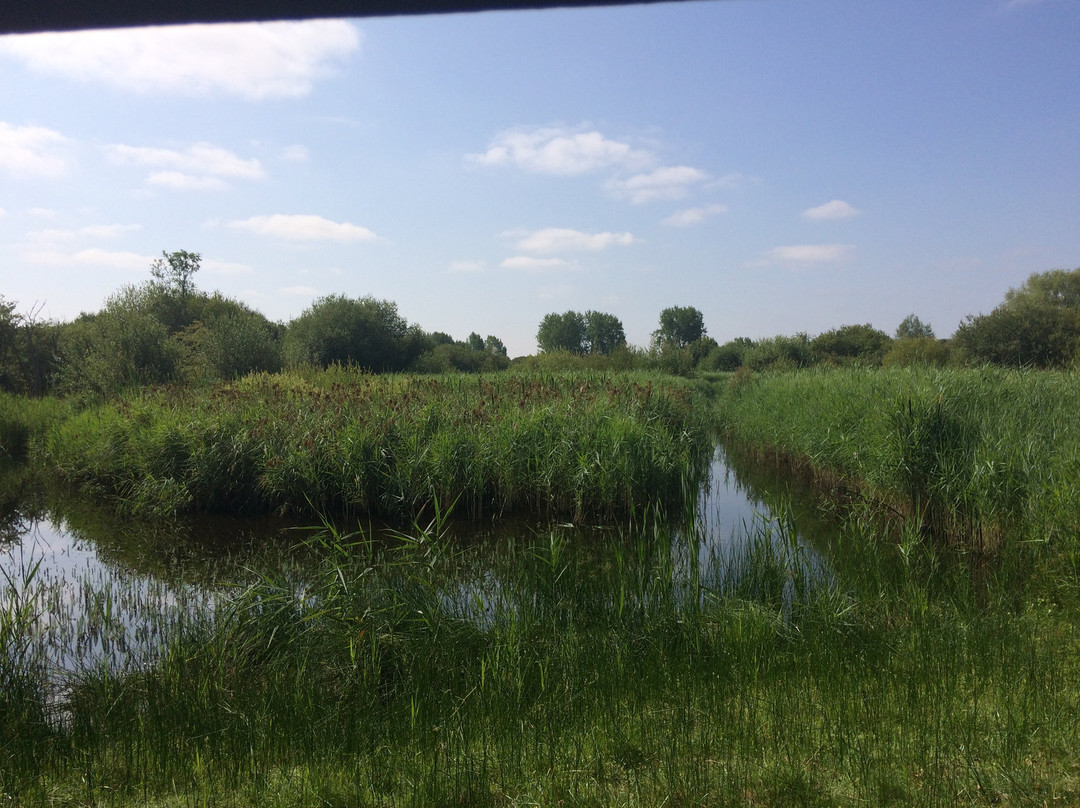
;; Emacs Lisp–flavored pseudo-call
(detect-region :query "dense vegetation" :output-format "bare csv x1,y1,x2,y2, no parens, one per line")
5,366,1080,805
39,369,710,521
2,254,1078,402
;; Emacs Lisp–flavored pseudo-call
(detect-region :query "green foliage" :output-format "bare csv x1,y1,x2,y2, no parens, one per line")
283,294,425,372
537,310,626,356
953,267,1080,368
811,323,892,366
583,310,626,355
701,337,753,372
742,333,814,372
178,301,284,383
653,305,706,348
895,313,935,340
43,370,711,520
716,366,1080,549
882,336,950,367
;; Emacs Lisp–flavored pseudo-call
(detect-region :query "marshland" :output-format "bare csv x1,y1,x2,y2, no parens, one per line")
3,266,1080,806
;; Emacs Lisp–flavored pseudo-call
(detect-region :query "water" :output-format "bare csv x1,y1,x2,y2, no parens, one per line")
1,444,837,675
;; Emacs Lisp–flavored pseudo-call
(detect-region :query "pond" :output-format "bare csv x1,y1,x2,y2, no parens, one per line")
1,443,837,677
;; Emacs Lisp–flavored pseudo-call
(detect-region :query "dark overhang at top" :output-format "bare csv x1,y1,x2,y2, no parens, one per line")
0,0,697,36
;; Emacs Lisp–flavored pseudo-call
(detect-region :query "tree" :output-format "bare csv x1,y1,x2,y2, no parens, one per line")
953,267,1080,368
150,250,201,299
653,306,705,348
583,311,626,355
537,311,586,354
895,314,935,340
811,324,892,365
283,294,425,371
484,335,508,356
467,332,485,352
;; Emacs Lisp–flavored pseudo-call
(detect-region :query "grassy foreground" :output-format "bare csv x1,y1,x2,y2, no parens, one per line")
40,369,710,521
5,509,1080,808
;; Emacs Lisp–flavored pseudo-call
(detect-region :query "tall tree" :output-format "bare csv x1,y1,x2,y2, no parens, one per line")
895,314,935,340
537,311,587,354
583,310,626,355
654,306,706,348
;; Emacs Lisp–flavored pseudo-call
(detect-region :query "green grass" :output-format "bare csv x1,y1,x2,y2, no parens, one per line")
41,369,712,521
5,507,1080,807
0,393,70,460
715,366,1080,553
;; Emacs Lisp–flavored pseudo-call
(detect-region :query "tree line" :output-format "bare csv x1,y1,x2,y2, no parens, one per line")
2,253,1078,399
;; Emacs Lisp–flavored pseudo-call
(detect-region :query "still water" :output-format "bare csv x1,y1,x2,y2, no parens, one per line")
1,445,835,675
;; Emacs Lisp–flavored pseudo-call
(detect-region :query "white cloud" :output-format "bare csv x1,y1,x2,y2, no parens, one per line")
0,121,72,178
203,258,254,275
25,247,154,271
279,144,310,162
469,127,650,175
229,214,379,242
515,228,634,254
148,171,229,191
800,200,860,221
447,259,486,273
662,204,728,227
500,256,574,271
107,142,264,190
751,244,856,267
608,165,707,203
0,21,361,99
282,285,319,297
28,208,56,218
28,223,140,242
0,208,5,218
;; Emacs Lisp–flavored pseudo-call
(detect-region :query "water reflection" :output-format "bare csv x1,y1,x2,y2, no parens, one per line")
2,444,841,675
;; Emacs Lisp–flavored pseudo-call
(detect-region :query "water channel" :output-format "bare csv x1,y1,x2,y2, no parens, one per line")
1,444,839,677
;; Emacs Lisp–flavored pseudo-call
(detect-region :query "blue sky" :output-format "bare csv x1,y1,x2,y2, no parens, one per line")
1,0,1077,356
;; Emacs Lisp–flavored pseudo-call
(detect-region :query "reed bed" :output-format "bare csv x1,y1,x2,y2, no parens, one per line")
0,393,70,460
41,370,711,521
5,510,1080,807
716,366,1080,552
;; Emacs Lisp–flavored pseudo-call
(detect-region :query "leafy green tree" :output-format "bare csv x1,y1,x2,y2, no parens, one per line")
743,333,814,372
895,314,935,340
178,296,283,382
0,296,20,392
811,324,892,365
283,294,425,372
467,332,485,352
653,306,706,348
702,337,753,372
484,335,508,357
583,311,626,355
150,250,201,299
537,311,587,354
953,267,1080,367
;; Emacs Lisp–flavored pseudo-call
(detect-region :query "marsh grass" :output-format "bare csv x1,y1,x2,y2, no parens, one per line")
5,502,1080,807
715,366,1080,555
42,370,710,522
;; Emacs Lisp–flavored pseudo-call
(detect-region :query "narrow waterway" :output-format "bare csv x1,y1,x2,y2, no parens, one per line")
1,444,838,675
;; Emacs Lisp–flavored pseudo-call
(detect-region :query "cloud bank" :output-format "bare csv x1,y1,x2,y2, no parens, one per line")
0,21,360,99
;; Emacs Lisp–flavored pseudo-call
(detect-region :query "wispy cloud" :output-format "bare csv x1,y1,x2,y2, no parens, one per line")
28,223,141,242
500,256,574,272
0,21,361,99
514,227,635,254
279,144,310,162
228,214,379,242
0,121,72,178
749,244,856,268
106,142,264,190
662,204,728,227
24,247,154,271
469,127,651,175
800,200,860,221
608,165,707,203
281,285,320,297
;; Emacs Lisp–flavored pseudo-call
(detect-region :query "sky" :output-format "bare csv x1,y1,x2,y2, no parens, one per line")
0,0,1077,357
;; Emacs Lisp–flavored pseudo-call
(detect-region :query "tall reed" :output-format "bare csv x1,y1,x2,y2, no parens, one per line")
42,370,711,522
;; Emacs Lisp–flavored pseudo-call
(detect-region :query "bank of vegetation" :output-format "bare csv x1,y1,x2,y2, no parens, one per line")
40,369,710,521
